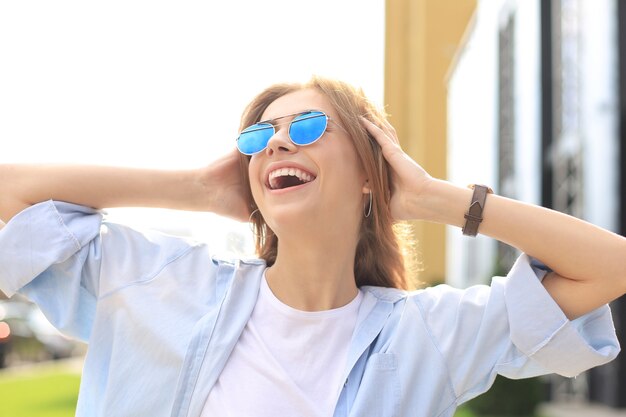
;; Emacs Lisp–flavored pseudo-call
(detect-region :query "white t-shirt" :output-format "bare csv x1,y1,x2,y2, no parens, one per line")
202,272,364,417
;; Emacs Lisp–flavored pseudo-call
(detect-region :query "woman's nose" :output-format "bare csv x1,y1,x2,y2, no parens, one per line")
265,128,296,156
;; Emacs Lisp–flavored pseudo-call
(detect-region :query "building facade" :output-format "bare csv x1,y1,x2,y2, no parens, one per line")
385,0,477,284
447,0,625,407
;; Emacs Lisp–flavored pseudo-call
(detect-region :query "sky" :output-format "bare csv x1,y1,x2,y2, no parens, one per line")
0,1,385,256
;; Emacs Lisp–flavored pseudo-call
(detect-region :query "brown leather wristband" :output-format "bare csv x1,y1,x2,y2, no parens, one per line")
462,184,493,237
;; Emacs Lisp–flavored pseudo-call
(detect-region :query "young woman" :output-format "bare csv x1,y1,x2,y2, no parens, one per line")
0,76,624,417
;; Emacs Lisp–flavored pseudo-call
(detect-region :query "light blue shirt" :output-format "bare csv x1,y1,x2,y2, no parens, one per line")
0,201,619,417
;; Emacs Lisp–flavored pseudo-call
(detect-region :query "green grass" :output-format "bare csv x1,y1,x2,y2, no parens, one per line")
0,365,79,417
454,407,475,417
0,366,541,417
454,406,542,417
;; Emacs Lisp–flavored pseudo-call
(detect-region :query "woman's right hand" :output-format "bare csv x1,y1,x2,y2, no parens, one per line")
201,149,251,222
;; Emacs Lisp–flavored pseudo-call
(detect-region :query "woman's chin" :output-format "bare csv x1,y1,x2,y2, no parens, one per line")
262,205,318,235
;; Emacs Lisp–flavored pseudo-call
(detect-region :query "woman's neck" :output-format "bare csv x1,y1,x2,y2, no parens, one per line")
265,234,360,312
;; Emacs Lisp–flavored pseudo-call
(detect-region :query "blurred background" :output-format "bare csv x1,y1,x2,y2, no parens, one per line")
0,0,624,416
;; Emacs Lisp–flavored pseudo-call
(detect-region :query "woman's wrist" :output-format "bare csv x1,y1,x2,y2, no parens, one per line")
191,166,218,212
408,179,473,227
145,167,213,212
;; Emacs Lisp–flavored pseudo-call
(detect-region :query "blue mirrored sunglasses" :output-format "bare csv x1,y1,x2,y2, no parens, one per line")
237,110,336,155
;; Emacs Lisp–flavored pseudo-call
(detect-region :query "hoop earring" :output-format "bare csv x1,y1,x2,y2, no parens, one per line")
249,209,260,235
364,192,372,218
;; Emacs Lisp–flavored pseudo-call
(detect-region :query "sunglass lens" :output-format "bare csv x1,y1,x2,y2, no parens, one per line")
237,123,274,155
289,111,328,146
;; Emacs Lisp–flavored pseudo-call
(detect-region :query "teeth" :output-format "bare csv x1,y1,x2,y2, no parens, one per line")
268,167,316,189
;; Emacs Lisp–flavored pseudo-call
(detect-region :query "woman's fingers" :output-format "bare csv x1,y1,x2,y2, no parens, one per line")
360,115,430,178
360,117,401,153
203,149,251,222
378,117,400,145
360,116,407,171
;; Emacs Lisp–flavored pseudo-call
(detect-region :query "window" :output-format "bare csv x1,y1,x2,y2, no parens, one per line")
497,12,518,274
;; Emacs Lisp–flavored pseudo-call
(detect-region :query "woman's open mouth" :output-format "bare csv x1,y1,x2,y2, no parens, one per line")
267,167,316,191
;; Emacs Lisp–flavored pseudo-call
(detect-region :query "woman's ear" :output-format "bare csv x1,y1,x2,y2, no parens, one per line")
361,180,371,195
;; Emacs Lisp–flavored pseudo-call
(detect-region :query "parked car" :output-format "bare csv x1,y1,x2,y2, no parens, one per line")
0,299,80,367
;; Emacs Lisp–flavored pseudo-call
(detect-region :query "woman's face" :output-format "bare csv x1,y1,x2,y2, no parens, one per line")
248,88,368,237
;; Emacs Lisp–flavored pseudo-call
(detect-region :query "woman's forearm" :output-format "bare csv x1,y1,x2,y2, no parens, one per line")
361,116,624,318
418,179,626,318
0,164,210,222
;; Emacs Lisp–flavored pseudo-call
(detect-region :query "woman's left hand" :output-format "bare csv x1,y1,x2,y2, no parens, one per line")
361,117,433,220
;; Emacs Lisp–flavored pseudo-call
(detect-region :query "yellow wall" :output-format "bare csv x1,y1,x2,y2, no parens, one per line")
385,0,476,284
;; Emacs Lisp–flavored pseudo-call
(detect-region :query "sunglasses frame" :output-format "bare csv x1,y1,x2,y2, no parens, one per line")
236,110,344,156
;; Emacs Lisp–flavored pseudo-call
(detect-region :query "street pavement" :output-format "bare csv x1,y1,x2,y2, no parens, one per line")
539,402,626,417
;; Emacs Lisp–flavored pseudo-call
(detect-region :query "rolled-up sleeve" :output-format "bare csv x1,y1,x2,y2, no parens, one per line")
0,200,202,344
0,201,103,341
0,201,102,297
505,254,619,377
414,254,620,405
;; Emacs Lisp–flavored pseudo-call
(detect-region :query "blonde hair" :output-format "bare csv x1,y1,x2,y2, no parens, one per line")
238,76,418,290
